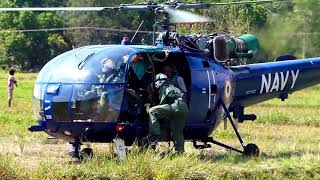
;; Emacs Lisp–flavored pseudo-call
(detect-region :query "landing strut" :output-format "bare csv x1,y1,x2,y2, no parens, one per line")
193,98,259,157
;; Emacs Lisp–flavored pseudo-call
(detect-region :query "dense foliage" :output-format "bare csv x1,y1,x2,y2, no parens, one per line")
0,0,318,69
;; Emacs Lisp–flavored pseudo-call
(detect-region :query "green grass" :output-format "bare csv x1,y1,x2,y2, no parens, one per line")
1,71,320,179
247,87,320,126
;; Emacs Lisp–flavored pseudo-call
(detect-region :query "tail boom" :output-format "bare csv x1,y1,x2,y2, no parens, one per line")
231,57,320,107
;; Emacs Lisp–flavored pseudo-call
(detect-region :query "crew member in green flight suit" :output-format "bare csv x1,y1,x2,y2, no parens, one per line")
147,73,189,153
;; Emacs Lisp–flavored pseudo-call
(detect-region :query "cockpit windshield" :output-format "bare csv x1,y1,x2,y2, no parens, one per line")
81,47,131,83
36,46,133,84
33,46,135,122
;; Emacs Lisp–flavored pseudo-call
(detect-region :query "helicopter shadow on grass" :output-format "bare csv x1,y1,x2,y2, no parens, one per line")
259,150,320,159
66,143,149,164
197,150,252,164
256,103,320,109
64,150,316,166
196,149,320,163
66,152,117,165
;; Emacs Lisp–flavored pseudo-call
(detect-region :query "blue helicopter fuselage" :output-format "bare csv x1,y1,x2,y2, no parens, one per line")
29,44,320,145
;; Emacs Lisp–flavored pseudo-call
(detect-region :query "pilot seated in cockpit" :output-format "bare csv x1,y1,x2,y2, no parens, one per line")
96,58,124,122
79,57,124,122
98,58,124,83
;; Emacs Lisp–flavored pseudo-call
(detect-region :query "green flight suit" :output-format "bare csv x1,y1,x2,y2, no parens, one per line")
148,83,188,152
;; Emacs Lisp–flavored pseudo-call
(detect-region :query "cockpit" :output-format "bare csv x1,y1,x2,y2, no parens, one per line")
33,46,133,123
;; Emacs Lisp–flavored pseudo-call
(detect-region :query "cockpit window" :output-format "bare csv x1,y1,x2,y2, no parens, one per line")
82,47,132,84
70,83,124,122
33,46,135,122
36,47,105,83
36,46,134,83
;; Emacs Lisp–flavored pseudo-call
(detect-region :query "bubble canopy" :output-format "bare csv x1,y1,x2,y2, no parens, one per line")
33,45,138,122
36,45,135,84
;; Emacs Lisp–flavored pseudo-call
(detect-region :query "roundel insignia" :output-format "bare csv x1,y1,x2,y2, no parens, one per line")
225,80,231,98
223,79,234,106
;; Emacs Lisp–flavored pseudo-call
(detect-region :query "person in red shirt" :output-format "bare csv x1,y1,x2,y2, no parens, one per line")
7,69,18,107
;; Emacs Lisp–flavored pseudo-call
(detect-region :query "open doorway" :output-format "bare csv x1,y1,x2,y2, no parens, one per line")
124,51,191,121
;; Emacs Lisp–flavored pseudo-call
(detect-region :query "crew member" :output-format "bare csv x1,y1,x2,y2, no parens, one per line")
162,64,187,93
147,73,188,153
121,35,131,45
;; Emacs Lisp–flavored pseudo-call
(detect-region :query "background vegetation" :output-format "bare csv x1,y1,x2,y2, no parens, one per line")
0,0,319,69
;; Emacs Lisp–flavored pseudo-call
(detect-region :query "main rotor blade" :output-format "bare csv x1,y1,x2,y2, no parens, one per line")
0,26,155,33
165,8,212,24
0,7,114,12
0,1,281,12
0,5,159,12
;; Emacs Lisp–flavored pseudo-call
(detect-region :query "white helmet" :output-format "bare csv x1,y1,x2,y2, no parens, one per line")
155,73,167,88
101,58,115,73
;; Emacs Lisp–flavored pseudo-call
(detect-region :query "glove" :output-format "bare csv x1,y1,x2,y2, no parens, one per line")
144,103,151,113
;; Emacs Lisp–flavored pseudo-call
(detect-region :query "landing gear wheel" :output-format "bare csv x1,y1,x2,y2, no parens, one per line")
79,148,93,160
243,143,259,157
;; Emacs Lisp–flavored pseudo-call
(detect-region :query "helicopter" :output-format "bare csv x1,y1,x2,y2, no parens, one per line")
3,0,318,159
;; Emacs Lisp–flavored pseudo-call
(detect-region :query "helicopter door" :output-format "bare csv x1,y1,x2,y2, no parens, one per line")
186,57,214,124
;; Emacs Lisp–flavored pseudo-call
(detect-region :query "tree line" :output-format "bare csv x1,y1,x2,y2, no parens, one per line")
0,0,317,70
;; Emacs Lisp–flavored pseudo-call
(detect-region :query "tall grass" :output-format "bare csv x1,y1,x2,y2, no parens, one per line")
1,71,320,179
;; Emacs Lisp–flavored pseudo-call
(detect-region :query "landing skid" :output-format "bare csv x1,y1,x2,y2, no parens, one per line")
193,99,259,157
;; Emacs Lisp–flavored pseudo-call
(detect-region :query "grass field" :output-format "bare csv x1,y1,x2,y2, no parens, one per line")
1,71,320,179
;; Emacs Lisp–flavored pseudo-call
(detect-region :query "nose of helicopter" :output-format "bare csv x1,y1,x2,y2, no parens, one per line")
32,45,134,124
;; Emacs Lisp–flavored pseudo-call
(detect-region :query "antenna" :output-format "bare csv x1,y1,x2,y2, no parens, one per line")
131,20,145,43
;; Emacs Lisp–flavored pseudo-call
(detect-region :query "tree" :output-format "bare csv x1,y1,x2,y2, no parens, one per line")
257,0,320,61
0,0,71,69
64,0,155,46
